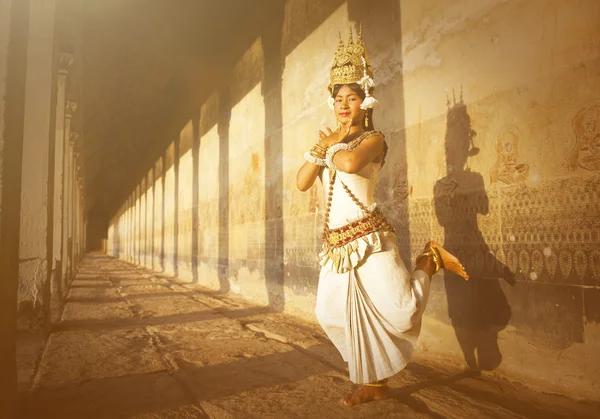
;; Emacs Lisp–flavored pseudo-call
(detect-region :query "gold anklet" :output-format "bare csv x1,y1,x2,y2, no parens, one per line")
363,379,388,387
417,246,443,273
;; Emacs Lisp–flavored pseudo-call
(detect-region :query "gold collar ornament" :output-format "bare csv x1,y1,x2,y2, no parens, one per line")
327,26,378,110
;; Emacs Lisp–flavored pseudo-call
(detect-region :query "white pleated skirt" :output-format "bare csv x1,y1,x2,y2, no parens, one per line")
315,233,431,384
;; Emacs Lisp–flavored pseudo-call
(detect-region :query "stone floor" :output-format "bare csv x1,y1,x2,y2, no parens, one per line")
18,255,600,419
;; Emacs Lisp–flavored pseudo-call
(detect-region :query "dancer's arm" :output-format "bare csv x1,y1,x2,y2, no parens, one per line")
296,161,324,191
296,120,352,191
330,132,384,174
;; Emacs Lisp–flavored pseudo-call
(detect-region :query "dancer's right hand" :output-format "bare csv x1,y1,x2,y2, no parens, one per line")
317,118,352,148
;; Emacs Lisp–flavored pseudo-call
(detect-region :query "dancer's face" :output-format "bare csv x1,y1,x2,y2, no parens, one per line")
334,85,366,127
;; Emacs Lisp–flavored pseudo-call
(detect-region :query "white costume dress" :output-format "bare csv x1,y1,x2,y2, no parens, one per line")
315,161,431,384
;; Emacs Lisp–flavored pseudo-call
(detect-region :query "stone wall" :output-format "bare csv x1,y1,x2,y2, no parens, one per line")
108,0,600,400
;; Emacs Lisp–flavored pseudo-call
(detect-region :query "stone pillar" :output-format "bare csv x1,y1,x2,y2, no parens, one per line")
79,189,86,256
18,0,57,330
73,152,79,264
66,130,78,282
83,208,87,255
0,0,31,416
62,102,76,289
51,52,73,310
79,180,85,258
72,159,78,264
74,161,83,264
75,176,81,262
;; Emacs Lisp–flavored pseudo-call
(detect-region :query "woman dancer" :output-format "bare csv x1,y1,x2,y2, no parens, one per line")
296,28,469,406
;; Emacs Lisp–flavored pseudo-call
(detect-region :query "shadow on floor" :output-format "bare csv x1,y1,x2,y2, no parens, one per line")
54,306,271,333
20,371,209,419
19,255,600,419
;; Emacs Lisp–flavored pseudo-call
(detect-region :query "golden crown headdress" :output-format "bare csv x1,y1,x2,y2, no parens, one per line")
328,26,378,110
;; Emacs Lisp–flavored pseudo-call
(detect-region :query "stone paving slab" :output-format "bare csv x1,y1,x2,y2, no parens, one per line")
34,329,168,389
131,406,209,419
149,318,250,347
173,343,336,401
68,286,122,301
70,278,113,288
73,273,107,281
61,301,135,323
125,294,211,318
198,374,428,419
19,255,600,419
23,371,206,419
115,279,164,288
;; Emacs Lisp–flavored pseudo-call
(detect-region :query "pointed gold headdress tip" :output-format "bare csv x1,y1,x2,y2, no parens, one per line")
338,31,344,47
329,25,374,93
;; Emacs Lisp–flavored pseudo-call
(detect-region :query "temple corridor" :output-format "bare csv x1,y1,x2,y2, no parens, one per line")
2,0,600,417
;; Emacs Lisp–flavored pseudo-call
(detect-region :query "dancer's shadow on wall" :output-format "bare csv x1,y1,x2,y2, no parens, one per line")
433,98,515,371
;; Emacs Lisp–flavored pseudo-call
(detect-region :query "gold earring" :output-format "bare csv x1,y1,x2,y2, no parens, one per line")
365,113,369,128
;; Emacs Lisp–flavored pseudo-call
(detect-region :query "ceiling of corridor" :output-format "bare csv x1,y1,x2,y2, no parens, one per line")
61,0,270,218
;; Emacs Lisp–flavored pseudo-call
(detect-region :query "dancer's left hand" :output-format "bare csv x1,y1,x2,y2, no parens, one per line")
317,118,352,148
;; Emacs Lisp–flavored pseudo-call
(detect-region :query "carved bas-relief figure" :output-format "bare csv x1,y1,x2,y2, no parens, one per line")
567,105,600,173
434,97,515,372
490,126,530,185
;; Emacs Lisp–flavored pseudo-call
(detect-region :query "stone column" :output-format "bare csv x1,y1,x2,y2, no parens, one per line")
66,130,78,282
75,176,81,262
73,152,79,264
74,160,83,264
62,102,76,289
72,157,78,263
18,0,57,330
0,0,31,416
80,189,87,256
79,179,85,258
51,52,73,311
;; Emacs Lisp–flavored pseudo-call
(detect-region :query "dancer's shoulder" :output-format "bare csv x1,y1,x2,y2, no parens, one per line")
349,130,385,149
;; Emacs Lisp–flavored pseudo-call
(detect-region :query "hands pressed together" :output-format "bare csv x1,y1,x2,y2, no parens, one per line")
309,119,352,160
318,118,352,148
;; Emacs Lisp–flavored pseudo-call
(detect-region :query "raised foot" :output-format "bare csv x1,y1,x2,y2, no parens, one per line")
428,240,470,281
340,385,390,407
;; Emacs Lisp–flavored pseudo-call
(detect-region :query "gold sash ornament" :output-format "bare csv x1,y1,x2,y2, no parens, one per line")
323,207,392,249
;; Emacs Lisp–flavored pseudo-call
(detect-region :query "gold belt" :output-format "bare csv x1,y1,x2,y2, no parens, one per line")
324,208,393,248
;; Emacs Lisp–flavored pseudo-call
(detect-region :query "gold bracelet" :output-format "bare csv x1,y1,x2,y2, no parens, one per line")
310,149,325,158
314,143,328,153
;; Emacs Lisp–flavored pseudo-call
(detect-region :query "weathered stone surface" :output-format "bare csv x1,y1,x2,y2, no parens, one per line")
19,256,600,418
34,328,168,389
17,259,48,328
70,279,112,289
18,0,57,330
24,372,205,419
67,286,121,301
124,295,213,319
16,330,45,392
60,301,135,324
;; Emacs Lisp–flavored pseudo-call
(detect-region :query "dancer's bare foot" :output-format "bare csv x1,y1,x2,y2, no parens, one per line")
427,240,470,280
340,385,390,406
